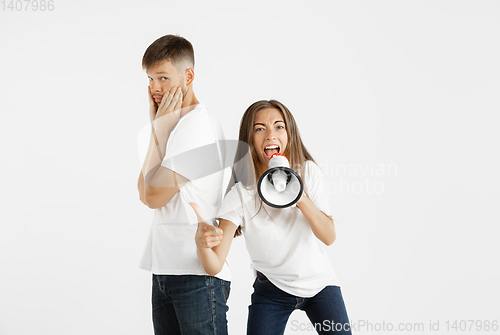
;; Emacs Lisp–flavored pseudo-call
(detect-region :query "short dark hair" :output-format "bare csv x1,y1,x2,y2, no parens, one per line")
142,34,195,71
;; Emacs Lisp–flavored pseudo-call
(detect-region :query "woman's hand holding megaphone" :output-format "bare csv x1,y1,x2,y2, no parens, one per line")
191,202,224,249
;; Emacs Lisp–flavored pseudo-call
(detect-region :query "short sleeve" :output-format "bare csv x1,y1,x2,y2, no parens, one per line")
304,161,332,217
216,184,245,228
161,111,222,181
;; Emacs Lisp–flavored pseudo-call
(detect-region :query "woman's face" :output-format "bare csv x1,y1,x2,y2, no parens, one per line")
252,107,288,173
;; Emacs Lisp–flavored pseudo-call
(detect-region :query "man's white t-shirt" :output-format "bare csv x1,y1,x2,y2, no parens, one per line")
217,161,339,297
139,103,230,281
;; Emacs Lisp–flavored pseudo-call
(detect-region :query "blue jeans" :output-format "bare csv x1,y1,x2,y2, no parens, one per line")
247,272,352,335
152,274,230,335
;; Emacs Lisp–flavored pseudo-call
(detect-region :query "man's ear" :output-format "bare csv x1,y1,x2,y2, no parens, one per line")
185,68,195,86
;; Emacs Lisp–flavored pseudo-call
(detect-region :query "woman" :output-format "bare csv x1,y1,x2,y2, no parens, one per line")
192,100,351,335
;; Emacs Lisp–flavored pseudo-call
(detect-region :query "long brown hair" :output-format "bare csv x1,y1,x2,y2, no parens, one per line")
231,100,315,236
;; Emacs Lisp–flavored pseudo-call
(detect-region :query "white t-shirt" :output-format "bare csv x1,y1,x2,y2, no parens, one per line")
139,103,231,281
217,161,339,297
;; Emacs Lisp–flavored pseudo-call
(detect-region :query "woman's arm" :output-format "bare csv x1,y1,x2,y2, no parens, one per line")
296,194,336,246
191,203,237,276
197,219,237,276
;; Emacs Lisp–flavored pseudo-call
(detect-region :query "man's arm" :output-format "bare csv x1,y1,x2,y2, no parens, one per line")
141,167,188,209
139,170,188,209
138,171,147,205
138,86,186,209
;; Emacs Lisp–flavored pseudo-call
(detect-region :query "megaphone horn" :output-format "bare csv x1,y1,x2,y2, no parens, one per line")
257,153,304,208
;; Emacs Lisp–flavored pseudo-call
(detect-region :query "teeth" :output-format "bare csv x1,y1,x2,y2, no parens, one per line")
265,145,279,150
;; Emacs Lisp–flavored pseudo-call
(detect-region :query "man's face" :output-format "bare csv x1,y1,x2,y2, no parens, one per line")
146,60,187,106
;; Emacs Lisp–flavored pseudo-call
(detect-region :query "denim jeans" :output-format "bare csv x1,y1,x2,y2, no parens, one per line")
247,272,352,335
152,274,230,335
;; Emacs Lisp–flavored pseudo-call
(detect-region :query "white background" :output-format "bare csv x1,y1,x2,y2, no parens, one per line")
1,1,499,334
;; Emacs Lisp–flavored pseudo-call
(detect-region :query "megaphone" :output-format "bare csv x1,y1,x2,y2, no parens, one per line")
257,153,304,208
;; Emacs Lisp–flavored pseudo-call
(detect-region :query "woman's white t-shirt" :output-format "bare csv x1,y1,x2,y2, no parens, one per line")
217,161,339,297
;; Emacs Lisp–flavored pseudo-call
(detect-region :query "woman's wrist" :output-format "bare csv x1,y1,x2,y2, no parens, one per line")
296,192,310,209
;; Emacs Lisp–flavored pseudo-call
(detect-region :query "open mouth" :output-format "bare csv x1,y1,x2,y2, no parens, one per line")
264,145,280,159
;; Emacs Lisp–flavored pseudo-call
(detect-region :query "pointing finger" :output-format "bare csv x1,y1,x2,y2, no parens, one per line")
190,202,206,224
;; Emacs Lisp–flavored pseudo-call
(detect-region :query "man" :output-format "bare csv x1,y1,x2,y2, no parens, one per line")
137,34,230,334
